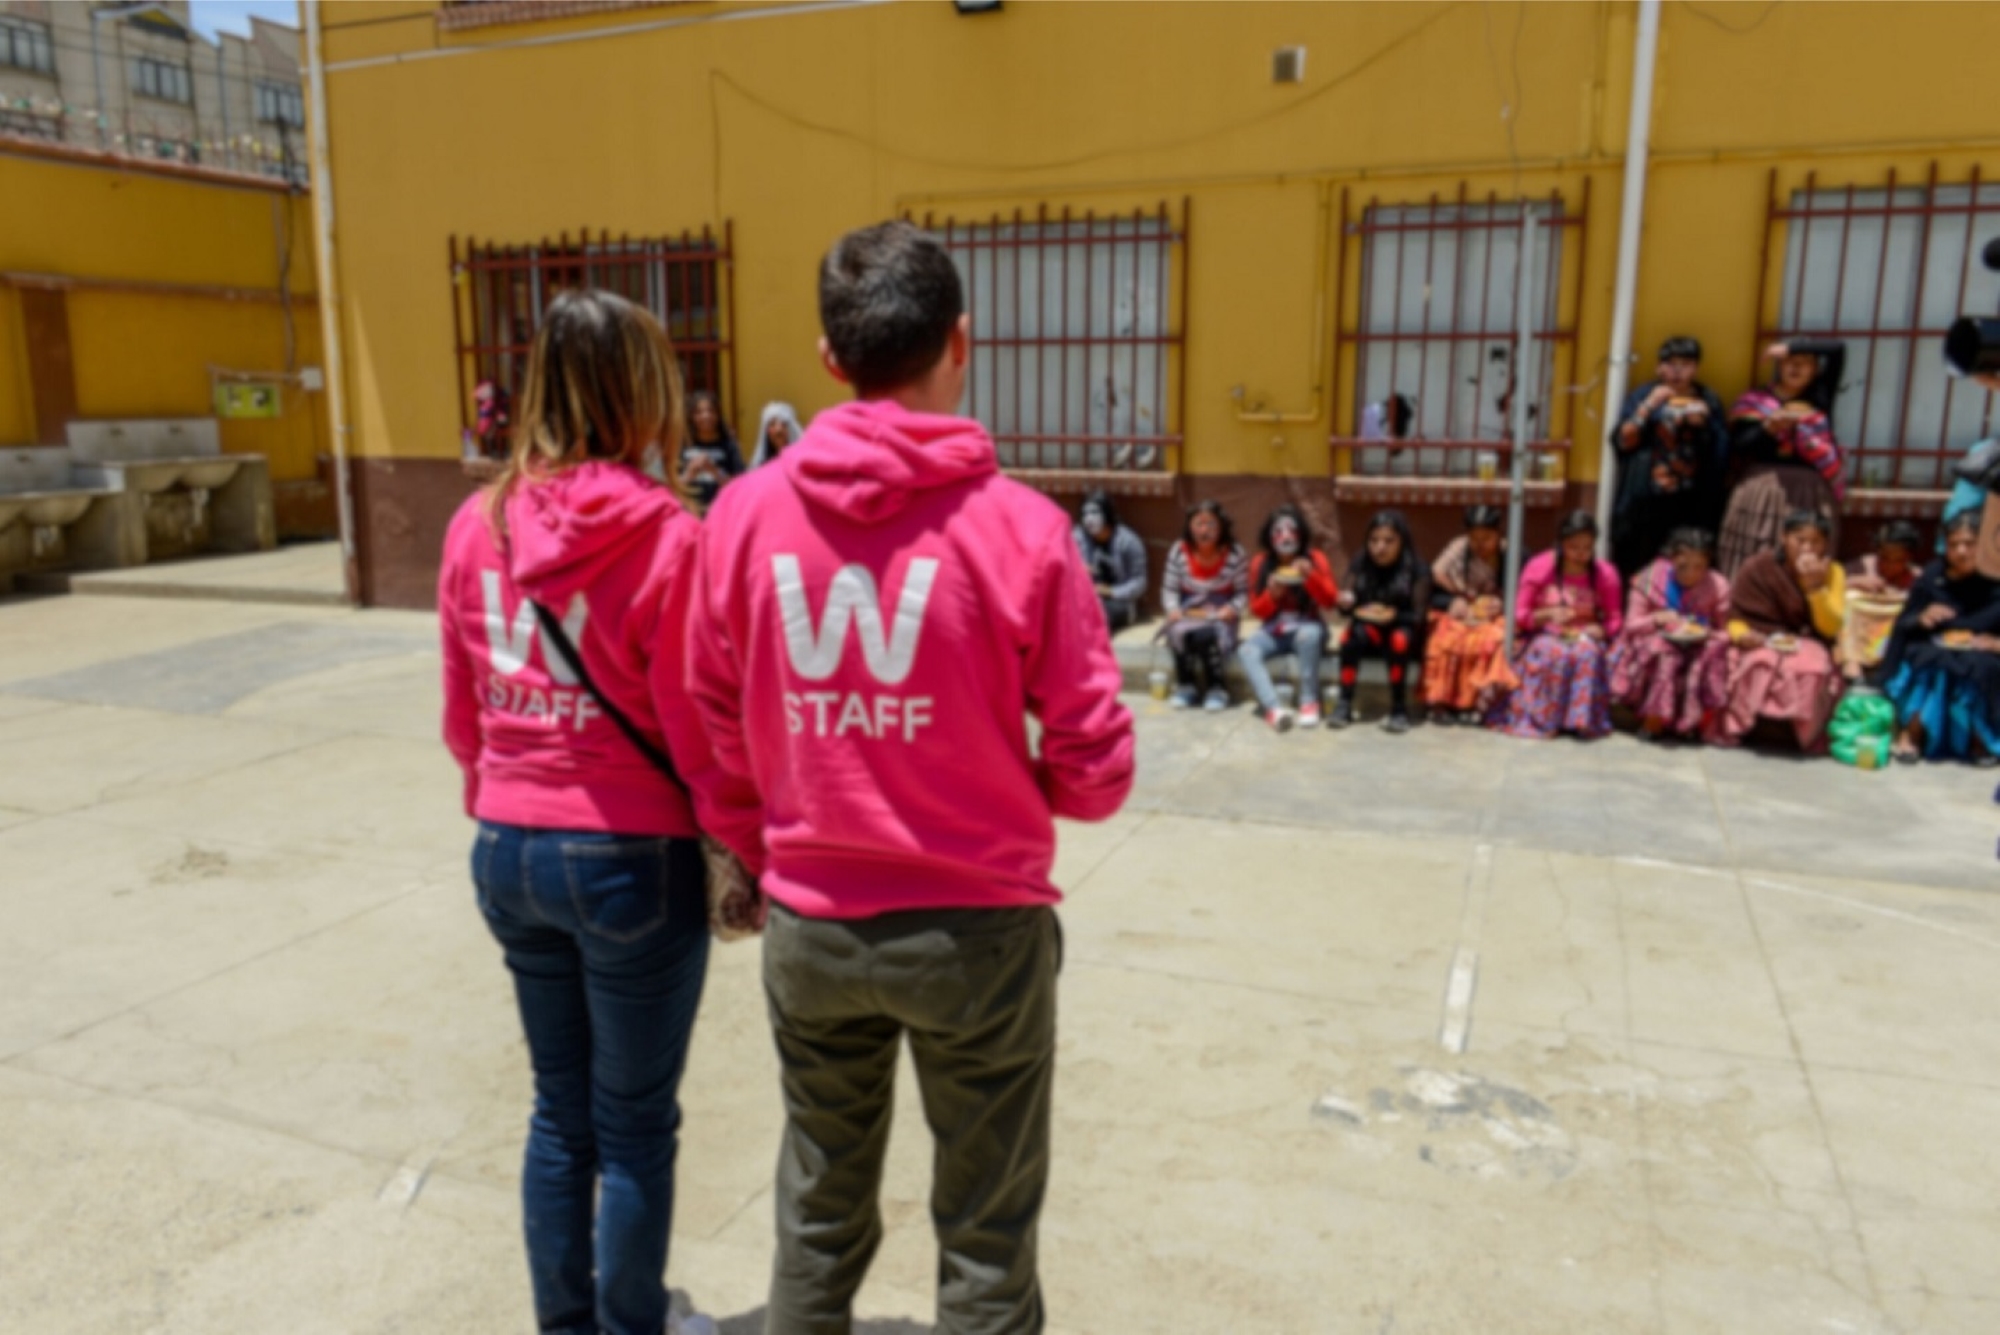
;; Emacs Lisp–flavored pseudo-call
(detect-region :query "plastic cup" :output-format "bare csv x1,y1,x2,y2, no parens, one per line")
1148,669,1170,700
1475,451,1499,482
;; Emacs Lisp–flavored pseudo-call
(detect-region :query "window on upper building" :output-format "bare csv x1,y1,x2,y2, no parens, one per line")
921,203,1188,475
0,16,55,74
1762,165,2000,492
133,56,193,105
256,81,305,128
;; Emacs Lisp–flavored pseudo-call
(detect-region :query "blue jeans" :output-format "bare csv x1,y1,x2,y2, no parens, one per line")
1237,622,1326,712
473,822,711,1335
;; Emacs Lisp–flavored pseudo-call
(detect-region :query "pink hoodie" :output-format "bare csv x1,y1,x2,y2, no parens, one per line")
688,398,1134,919
438,460,763,862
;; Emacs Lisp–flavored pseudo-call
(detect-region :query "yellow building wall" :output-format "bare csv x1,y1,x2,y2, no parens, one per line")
0,149,324,484
319,0,2000,490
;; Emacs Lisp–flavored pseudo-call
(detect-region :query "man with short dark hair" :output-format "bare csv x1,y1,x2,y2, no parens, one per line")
688,220,1134,1335
1609,335,1729,577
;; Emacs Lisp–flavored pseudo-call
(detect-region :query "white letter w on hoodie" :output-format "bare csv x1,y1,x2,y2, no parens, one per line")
772,555,939,687
481,571,587,686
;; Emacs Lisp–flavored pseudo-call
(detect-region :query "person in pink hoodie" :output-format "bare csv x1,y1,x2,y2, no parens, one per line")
688,221,1134,1334
438,289,754,1335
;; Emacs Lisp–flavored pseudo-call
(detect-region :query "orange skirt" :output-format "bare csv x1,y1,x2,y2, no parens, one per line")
1423,613,1518,711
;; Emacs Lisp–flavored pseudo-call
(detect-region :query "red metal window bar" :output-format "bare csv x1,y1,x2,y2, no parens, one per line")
449,225,737,435
1755,163,2000,493
919,201,1188,474
1330,181,1589,481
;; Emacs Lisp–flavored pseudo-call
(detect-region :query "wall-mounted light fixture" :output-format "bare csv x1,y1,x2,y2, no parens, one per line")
1273,46,1306,84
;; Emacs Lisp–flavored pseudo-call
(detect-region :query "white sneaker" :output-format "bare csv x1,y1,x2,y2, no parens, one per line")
669,1314,719,1335
1264,707,1296,733
1171,685,1199,710
1203,688,1230,712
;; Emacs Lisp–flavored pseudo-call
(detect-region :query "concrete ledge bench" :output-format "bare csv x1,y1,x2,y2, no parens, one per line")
1111,617,1422,711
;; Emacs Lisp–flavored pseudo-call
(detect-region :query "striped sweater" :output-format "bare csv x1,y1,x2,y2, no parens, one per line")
1160,541,1250,618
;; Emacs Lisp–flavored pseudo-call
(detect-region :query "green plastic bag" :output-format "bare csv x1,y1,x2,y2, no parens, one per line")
1828,690,1896,768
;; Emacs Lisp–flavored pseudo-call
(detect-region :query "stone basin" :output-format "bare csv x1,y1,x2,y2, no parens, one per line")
18,492,100,527
177,457,244,490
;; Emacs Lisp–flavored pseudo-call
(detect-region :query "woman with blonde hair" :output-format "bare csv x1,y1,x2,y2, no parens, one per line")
438,289,757,1335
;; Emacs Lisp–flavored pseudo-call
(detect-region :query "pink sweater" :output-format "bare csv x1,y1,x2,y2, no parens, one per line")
438,461,763,864
688,397,1135,919
1513,549,1625,639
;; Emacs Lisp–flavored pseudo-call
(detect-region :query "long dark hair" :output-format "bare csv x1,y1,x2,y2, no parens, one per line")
1348,508,1425,608
1182,498,1235,550
685,389,735,450
1079,488,1121,544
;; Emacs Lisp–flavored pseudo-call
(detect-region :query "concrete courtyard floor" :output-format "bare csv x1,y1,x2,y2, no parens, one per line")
2,587,1997,1334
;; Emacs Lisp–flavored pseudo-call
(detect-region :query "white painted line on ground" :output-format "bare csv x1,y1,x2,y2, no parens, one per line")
1439,946,1479,1055
1743,876,2000,953
1613,854,1732,879
1438,843,1495,1054
377,1151,437,1209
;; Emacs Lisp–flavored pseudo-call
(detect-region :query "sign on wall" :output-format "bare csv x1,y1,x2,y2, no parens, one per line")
214,382,282,419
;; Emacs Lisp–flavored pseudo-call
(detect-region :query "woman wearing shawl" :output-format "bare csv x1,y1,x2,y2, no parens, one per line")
1719,340,1848,575
1882,511,2000,764
1608,527,1731,740
751,401,805,469
1424,505,1516,724
1712,510,1847,752
1502,510,1624,741
1329,508,1428,733
677,389,744,512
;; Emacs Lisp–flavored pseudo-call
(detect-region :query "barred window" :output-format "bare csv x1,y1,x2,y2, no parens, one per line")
133,57,192,105
450,227,735,432
1336,185,1588,480
0,16,53,75
1762,165,2000,491
923,203,1187,474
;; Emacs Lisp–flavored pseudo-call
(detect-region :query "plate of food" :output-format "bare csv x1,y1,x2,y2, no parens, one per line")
1766,633,1800,654
1939,629,1976,650
1663,621,1709,646
1270,568,1304,586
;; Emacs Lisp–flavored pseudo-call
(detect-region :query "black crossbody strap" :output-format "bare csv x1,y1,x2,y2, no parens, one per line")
531,600,689,796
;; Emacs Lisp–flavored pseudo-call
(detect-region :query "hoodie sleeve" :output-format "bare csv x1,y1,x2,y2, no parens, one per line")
1026,526,1135,823
437,524,482,817
682,518,767,873
649,519,766,874
1305,550,1340,609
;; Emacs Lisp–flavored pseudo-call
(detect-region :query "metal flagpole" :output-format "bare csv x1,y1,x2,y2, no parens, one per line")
1502,208,1541,663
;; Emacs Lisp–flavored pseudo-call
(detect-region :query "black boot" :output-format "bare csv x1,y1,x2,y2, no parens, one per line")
1326,695,1354,729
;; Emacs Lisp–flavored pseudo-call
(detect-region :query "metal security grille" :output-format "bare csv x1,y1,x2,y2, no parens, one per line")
921,202,1187,473
1333,182,1589,479
1757,164,2000,491
449,226,735,433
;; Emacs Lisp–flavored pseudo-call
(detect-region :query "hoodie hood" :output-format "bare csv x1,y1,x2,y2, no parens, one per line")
501,460,677,602
782,398,997,525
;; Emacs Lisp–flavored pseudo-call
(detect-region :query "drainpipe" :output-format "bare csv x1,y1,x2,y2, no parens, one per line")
1594,0,1662,550
303,0,359,604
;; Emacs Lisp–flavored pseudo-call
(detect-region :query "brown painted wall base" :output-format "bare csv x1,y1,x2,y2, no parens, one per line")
348,460,1919,613
352,457,481,609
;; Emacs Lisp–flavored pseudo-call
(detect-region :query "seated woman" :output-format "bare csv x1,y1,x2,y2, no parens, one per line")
1719,340,1847,576
1329,509,1427,733
1711,510,1846,753
1424,504,1515,725
1239,505,1339,732
1159,499,1249,712
1073,489,1149,632
1608,527,1730,741
1882,512,2000,765
1502,510,1624,741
